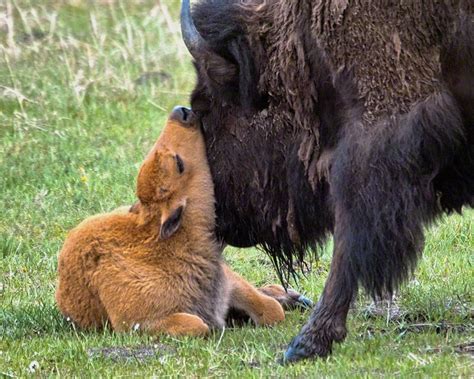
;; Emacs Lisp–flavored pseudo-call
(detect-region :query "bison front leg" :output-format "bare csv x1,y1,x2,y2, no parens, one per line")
283,233,357,363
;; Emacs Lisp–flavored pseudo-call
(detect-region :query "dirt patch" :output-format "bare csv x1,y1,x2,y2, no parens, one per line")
398,322,471,335
455,342,474,357
425,341,474,358
360,299,403,321
242,359,261,369
87,343,175,363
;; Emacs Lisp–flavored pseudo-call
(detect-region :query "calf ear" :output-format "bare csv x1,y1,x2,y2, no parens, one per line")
129,201,141,214
159,206,184,240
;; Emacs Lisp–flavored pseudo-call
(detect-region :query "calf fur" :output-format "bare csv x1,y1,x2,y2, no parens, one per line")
56,107,302,336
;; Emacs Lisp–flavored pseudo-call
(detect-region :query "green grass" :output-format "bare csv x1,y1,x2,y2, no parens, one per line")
0,1,473,377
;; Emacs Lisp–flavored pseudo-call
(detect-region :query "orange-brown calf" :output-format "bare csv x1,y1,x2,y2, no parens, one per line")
56,107,308,336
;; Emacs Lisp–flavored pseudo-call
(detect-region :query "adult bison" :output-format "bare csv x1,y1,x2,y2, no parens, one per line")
179,0,474,362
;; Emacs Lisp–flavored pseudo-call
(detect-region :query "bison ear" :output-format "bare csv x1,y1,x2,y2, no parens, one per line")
200,38,261,110
228,37,262,110
204,54,238,86
159,205,184,240
181,0,261,110
199,54,240,107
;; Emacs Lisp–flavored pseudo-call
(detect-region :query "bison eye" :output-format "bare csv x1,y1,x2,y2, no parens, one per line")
176,154,184,174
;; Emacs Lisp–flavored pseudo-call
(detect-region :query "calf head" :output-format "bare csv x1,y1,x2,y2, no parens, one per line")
136,106,213,240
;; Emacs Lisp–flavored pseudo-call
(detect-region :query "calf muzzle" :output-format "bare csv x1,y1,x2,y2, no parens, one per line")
170,106,197,127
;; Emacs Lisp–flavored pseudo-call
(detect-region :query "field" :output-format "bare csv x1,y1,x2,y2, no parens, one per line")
0,1,473,377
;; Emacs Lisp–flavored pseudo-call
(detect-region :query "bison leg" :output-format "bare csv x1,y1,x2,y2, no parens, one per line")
283,228,356,363
441,11,474,125
283,12,474,363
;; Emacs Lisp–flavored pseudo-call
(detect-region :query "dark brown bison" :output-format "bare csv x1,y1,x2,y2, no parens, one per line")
179,0,474,362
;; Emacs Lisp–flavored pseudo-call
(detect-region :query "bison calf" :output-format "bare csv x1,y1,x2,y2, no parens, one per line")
56,107,309,336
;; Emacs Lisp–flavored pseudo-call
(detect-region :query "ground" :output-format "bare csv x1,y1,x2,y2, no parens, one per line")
0,1,473,377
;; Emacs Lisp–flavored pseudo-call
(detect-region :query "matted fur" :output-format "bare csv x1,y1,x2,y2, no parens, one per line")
181,0,474,360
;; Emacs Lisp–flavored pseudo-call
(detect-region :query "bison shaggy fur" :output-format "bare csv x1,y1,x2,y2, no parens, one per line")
180,0,474,361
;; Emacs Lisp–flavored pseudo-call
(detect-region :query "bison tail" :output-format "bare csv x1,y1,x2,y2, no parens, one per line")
331,86,472,298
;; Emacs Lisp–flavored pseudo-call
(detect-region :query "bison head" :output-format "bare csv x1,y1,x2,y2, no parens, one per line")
179,0,357,280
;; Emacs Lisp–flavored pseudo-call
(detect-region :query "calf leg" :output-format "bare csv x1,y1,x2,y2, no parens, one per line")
94,273,210,336
223,265,285,326
56,249,109,330
152,313,210,337
108,312,210,336
258,285,314,310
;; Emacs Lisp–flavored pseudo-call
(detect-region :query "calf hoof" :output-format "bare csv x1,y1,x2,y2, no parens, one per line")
296,295,314,310
259,285,314,311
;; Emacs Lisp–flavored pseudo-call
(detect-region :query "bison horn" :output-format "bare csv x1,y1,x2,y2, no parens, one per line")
180,0,211,59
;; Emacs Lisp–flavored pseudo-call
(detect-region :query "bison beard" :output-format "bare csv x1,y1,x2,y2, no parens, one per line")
180,0,474,362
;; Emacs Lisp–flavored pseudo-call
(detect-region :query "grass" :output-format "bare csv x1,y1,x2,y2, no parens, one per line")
0,1,473,377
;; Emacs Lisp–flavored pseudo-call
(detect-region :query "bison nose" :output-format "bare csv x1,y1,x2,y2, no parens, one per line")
170,106,196,126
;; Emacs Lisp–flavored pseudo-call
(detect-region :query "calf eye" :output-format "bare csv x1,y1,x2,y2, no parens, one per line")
176,154,184,174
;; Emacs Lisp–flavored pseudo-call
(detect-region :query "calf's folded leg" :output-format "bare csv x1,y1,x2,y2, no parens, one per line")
223,264,285,326
258,284,314,310
153,313,210,337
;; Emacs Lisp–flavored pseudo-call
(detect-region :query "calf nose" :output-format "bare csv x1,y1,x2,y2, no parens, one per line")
170,106,196,126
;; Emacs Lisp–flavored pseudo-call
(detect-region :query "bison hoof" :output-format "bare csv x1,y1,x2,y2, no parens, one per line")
282,333,331,364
